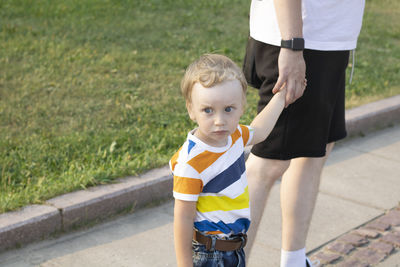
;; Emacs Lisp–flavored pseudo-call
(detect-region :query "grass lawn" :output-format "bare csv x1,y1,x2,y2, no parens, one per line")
1,0,399,213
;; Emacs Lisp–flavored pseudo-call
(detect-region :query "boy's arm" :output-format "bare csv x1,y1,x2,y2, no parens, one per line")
249,90,286,146
174,199,197,267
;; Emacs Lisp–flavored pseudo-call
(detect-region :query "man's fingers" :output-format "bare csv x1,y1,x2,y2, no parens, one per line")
298,78,307,98
294,80,305,100
272,76,285,94
284,78,307,107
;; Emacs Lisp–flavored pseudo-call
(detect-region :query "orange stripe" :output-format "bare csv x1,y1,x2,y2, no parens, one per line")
188,151,224,173
240,125,250,146
174,176,203,194
205,230,224,235
231,128,241,145
170,147,182,172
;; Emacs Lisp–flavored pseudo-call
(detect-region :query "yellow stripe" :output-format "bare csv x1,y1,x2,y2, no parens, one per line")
197,187,249,213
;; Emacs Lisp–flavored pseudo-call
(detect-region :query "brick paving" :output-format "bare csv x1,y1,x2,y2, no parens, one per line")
308,206,400,266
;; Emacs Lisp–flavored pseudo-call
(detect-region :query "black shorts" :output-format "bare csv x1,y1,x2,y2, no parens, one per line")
245,37,349,160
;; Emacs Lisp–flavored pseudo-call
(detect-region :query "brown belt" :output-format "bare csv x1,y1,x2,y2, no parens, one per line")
193,230,247,252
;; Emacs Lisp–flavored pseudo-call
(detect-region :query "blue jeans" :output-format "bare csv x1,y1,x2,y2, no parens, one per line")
192,240,246,267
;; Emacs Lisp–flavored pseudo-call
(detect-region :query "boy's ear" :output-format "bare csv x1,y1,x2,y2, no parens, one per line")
186,102,196,122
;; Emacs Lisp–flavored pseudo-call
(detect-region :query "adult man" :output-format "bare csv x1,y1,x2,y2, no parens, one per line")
243,0,365,266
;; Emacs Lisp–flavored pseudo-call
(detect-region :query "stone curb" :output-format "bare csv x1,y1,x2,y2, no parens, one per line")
0,166,173,252
345,95,400,137
1,95,400,252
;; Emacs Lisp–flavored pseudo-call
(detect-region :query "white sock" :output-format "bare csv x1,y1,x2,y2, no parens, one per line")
280,248,306,267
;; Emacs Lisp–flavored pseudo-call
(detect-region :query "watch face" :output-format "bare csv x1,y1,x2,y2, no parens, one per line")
292,38,304,50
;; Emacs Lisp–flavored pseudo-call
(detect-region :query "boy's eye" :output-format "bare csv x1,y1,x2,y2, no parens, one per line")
225,107,233,112
204,108,212,114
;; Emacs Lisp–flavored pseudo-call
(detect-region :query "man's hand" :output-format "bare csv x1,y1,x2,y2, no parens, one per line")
272,48,306,107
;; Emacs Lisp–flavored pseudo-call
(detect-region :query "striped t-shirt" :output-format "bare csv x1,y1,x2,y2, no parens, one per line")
170,124,254,237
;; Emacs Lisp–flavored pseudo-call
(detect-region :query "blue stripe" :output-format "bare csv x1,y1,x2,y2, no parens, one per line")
188,140,196,154
202,153,245,193
194,218,250,235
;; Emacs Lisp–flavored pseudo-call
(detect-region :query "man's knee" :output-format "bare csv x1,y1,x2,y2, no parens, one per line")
246,153,290,184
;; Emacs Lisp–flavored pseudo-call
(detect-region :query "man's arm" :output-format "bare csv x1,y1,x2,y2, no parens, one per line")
249,90,286,145
272,0,306,107
174,199,197,267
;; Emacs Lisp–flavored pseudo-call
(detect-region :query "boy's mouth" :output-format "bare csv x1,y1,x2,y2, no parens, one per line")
213,130,228,135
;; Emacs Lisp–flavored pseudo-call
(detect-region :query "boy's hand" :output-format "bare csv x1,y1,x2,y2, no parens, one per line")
273,87,287,106
272,49,306,107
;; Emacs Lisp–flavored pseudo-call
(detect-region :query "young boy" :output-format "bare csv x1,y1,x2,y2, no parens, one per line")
169,54,288,266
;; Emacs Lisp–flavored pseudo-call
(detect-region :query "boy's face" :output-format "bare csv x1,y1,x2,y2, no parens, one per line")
187,79,244,147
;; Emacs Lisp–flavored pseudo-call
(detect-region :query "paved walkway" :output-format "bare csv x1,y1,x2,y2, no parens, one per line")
0,124,399,266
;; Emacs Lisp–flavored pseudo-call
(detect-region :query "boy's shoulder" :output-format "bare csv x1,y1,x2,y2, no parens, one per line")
169,134,203,173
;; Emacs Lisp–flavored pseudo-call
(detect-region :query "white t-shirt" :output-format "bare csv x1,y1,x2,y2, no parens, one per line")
250,0,365,51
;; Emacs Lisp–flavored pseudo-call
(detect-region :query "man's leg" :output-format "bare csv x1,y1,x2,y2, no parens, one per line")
280,143,334,266
245,153,290,256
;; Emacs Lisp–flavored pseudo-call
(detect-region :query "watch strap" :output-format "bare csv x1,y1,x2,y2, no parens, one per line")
281,38,304,51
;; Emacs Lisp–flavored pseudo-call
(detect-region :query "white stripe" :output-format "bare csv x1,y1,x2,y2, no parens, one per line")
195,208,250,224
200,138,244,185
198,175,247,198
173,191,198,201
246,127,254,146
176,139,204,162
173,162,200,178
218,173,248,198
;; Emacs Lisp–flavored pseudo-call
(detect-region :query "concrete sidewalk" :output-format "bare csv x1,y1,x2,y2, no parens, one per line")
0,121,399,266
0,95,400,266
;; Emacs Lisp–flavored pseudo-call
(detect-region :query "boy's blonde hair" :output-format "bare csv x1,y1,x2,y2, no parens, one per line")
181,54,247,104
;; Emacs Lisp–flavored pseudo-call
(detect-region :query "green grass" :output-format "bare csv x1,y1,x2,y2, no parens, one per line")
345,0,400,107
0,0,399,213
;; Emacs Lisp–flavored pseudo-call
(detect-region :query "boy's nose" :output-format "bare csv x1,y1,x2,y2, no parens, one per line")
214,113,225,125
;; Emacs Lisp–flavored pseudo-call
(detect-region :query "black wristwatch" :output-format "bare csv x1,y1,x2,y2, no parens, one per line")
281,38,305,51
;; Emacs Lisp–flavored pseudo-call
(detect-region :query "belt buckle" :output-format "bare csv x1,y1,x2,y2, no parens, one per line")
206,235,217,251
